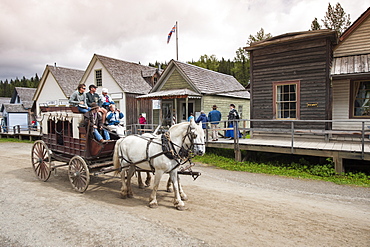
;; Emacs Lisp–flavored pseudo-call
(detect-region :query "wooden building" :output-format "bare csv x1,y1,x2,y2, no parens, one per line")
138,59,249,126
245,30,338,131
33,64,85,116
80,54,161,125
331,7,370,130
1,87,36,130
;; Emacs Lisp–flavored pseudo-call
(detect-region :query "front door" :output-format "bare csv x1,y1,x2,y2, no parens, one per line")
181,102,194,122
162,101,173,126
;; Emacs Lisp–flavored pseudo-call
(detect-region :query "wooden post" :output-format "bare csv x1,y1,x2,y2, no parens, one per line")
234,121,241,162
333,152,344,174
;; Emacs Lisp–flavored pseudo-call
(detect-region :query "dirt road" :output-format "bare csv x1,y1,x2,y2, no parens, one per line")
0,142,369,246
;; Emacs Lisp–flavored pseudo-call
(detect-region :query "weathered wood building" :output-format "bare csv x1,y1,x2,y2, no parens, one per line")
245,30,338,130
137,60,249,126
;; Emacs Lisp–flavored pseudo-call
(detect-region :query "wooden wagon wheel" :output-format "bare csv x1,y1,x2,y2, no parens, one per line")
68,156,90,193
31,140,52,181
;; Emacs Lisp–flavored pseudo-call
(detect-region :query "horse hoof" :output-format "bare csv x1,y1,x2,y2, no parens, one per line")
176,205,185,211
139,185,145,189
149,203,158,208
128,193,134,198
181,196,188,201
120,194,127,199
166,188,173,193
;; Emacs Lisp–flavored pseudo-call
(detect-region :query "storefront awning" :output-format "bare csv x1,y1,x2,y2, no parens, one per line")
137,89,202,100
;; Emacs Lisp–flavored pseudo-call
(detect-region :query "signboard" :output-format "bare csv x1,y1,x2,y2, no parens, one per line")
153,100,161,109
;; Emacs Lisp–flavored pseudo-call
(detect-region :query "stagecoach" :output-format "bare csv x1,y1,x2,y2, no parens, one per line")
31,106,202,204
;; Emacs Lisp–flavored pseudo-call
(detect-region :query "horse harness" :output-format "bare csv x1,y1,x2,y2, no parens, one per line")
119,124,201,175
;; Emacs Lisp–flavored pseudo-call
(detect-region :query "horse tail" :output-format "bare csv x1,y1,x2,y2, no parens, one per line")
113,138,125,175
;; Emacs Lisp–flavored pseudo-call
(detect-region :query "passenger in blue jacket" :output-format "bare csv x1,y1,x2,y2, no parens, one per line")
195,110,208,129
106,104,125,137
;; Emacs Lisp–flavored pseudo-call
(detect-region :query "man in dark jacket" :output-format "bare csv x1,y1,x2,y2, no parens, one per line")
84,103,110,143
86,84,107,123
208,105,221,141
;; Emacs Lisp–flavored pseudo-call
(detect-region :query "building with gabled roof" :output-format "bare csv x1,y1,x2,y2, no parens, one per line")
33,64,85,115
80,54,161,125
138,59,249,126
1,87,37,131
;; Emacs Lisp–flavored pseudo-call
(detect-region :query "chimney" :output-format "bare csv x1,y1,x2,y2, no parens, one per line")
54,63,57,69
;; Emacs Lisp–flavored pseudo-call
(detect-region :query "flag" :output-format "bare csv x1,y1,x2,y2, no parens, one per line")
167,24,176,44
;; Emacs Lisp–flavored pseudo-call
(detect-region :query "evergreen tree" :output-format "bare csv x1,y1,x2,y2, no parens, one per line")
322,2,351,35
246,28,272,45
310,17,322,30
232,48,249,87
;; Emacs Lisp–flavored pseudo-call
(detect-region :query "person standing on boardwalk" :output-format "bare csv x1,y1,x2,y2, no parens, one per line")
225,104,241,139
208,104,221,141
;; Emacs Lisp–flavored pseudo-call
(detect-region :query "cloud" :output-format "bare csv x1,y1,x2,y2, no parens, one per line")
0,0,368,81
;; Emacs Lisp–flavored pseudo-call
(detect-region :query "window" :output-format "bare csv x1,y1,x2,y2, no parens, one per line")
273,81,300,119
95,69,102,87
351,80,370,118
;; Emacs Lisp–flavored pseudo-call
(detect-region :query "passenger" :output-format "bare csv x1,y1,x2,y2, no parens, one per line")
69,84,89,113
225,104,241,139
208,104,221,141
84,103,110,143
188,113,194,122
100,88,115,110
138,113,147,134
195,110,208,130
86,84,108,122
106,104,125,137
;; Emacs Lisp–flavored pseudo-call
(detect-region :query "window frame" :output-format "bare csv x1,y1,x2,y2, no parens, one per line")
273,80,300,120
95,69,102,87
349,80,370,119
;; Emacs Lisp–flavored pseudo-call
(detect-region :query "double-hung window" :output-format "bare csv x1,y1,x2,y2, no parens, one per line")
273,80,300,119
95,69,102,87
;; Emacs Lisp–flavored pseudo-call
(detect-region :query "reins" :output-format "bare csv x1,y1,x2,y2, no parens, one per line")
118,123,202,174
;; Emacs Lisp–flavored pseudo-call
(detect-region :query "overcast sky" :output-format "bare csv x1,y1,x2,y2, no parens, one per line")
0,0,368,81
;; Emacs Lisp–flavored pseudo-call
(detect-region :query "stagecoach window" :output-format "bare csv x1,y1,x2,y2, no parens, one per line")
95,69,102,87
352,80,370,118
273,81,300,119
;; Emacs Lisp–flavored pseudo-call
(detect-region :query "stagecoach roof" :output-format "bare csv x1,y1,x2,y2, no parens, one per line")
136,88,202,99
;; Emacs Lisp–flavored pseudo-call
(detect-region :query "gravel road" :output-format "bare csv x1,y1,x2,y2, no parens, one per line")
0,142,369,246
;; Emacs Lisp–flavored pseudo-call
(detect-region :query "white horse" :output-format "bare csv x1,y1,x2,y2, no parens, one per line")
113,119,205,210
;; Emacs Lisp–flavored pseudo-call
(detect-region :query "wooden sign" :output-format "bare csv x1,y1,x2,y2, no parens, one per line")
307,102,318,107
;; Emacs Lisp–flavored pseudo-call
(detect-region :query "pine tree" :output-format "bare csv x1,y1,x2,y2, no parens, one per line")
246,28,272,45
310,17,322,30
322,2,351,35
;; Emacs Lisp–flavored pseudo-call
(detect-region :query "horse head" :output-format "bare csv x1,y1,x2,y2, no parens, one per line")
189,118,205,156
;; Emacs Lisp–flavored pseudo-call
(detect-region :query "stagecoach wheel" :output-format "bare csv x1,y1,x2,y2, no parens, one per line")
31,140,52,182
68,156,90,193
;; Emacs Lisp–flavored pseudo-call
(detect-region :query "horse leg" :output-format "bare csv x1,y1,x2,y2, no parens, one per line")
177,175,188,201
137,171,145,189
149,170,164,208
169,170,185,210
145,172,151,187
166,176,173,192
119,168,129,199
126,165,135,198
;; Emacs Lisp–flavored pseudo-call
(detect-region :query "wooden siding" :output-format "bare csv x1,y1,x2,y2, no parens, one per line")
335,15,370,57
331,54,370,75
160,69,194,91
203,95,250,125
126,93,152,125
332,79,370,130
250,38,333,129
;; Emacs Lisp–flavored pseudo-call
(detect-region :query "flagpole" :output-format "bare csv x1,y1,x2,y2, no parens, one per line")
176,21,178,60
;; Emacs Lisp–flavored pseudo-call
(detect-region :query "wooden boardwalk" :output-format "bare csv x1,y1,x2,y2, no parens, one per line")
206,137,370,173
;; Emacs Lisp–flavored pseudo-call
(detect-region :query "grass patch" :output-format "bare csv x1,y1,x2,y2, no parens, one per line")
193,152,370,187
0,138,34,144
